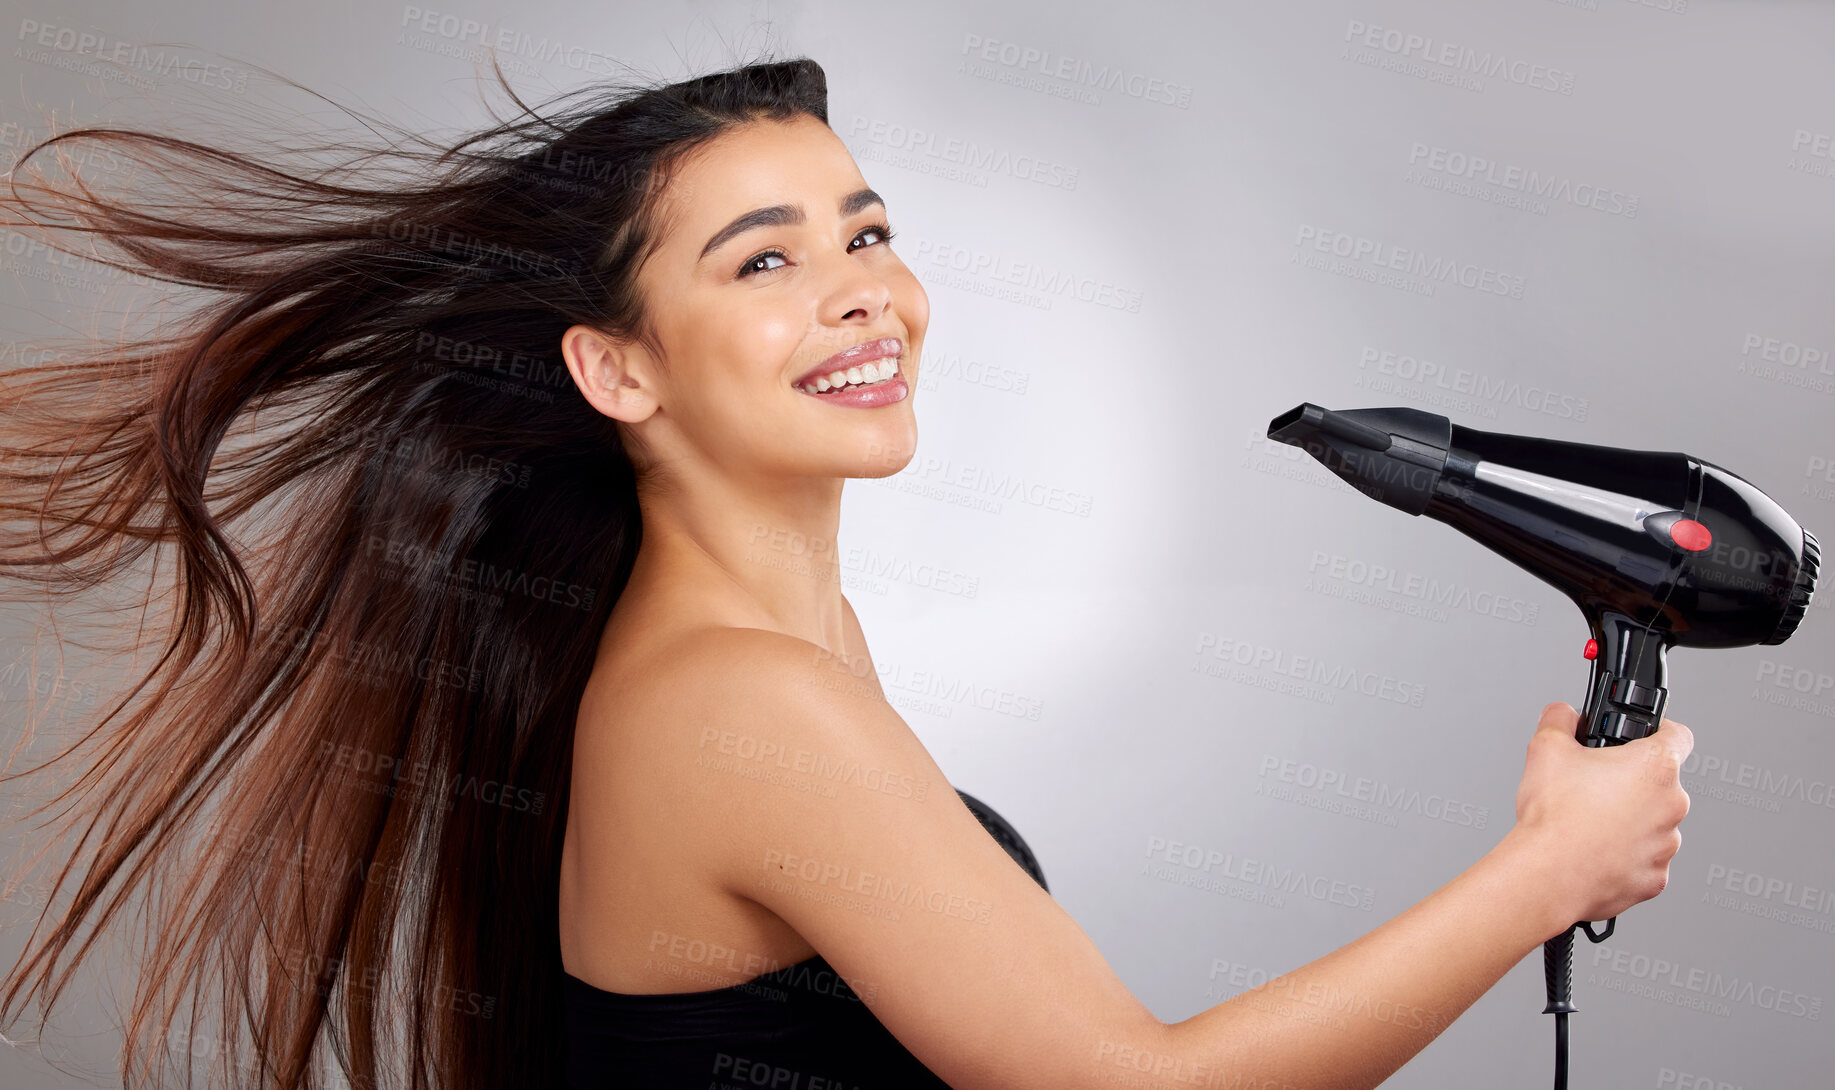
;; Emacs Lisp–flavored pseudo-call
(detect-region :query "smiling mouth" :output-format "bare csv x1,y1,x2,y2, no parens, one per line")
794,356,902,395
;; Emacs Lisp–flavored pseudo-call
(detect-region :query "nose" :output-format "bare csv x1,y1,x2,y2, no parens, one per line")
824,247,895,324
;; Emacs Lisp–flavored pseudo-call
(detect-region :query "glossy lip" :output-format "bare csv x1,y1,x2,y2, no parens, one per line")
792,336,903,390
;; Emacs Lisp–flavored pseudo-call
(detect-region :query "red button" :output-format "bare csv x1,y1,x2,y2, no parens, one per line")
1670,518,1712,551
1583,638,1598,660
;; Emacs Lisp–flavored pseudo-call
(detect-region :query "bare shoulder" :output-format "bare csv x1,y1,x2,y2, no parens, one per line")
570,623,894,822
583,622,876,728
607,623,904,796
605,624,1169,1090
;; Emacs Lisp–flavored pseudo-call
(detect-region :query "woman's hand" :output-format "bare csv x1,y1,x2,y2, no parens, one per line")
1510,701,1694,925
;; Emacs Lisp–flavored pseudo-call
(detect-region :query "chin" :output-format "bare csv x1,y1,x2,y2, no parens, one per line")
848,423,918,478
850,454,912,479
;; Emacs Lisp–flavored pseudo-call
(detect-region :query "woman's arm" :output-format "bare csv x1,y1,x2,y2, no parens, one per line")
1157,695,1692,1090
605,629,1687,1090
1152,827,1571,1090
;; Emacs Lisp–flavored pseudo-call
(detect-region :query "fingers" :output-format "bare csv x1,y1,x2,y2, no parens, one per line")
1533,702,1693,766
1625,718,1694,806
1652,716,1695,762
1532,701,1579,744
1634,717,1694,780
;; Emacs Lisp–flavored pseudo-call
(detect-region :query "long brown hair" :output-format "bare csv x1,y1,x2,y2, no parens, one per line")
0,48,831,1089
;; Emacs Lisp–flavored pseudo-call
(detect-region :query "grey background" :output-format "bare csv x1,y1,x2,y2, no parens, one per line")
3,0,1832,1086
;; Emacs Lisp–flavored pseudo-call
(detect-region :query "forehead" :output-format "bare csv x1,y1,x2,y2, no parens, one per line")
651,115,865,252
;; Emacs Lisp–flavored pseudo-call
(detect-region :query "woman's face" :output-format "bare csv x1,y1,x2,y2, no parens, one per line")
571,113,928,483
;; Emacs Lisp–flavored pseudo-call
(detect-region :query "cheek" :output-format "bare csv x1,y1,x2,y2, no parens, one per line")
715,287,802,354
685,297,804,403
882,260,927,318
741,307,806,364
903,274,931,334
695,301,806,429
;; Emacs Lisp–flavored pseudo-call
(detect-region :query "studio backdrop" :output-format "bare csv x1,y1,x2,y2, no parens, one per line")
1,1,1830,1087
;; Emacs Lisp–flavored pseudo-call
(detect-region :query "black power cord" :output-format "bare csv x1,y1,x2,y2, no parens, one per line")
1542,916,1616,1090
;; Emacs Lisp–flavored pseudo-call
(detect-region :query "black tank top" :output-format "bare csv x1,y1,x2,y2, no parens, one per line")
561,791,1046,1089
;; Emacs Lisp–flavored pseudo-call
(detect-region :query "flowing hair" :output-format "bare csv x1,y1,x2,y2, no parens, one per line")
0,47,831,1089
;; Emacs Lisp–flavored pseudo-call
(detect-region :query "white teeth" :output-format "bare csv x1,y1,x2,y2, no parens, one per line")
799,357,899,394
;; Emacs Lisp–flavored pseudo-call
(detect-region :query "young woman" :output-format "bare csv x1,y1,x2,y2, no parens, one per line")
0,55,1691,1089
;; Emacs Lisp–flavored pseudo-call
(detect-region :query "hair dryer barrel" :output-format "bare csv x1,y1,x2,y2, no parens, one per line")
1266,402,1820,651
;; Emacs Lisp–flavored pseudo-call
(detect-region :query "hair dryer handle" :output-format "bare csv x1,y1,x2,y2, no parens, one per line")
1578,610,1670,747
1553,612,1670,1034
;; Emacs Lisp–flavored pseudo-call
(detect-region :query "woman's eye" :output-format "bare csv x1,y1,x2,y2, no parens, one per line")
741,252,788,276
850,224,895,251
737,224,896,279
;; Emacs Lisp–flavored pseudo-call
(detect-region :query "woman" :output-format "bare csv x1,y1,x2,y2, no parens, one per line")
0,54,1691,1089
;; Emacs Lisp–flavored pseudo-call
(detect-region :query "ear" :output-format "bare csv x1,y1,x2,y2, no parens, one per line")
561,324,660,423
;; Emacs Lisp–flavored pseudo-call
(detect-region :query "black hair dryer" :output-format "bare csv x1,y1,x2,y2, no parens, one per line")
1265,402,1819,1089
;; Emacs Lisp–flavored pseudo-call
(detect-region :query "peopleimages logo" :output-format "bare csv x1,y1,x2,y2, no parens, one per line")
1588,943,1823,1020
1306,548,1541,626
1354,345,1590,422
1741,332,1831,375
1805,453,1835,506
847,115,1080,191
396,6,615,75
1406,143,1639,217
1703,863,1835,916
1736,330,1835,397
1679,747,1835,816
1342,19,1577,95
1192,632,1429,708
911,238,1144,315
1256,754,1489,829
957,33,1194,109
1143,836,1378,911
841,546,981,599
14,18,251,93
882,450,1096,517
1790,128,1835,177
1293,225,1527,299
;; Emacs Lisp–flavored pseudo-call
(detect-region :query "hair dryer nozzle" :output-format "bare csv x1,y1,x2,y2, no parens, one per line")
1267,403,1452,516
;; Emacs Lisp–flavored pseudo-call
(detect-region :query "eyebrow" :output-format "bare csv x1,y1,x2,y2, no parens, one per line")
697,187,885,264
